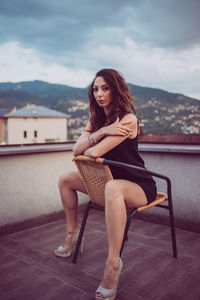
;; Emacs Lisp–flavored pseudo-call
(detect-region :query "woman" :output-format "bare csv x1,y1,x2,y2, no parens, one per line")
55,69,157,300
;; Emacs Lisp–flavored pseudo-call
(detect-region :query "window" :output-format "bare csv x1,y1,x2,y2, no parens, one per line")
34,130,37,138
24,131,27,138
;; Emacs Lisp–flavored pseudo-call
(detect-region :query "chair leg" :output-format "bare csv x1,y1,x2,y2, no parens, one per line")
168,196,178,258
120,209,137,257
72,201,90,263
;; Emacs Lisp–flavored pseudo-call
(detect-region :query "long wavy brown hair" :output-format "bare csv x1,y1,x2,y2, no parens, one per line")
88,69,136,132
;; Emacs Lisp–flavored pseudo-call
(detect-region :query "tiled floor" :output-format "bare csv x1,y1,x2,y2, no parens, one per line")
1,209,200,300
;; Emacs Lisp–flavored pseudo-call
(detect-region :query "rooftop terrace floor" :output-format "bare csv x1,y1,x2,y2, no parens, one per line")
1,209,200,300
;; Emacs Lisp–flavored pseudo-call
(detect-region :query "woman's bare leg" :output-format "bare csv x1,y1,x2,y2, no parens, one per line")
101,179,148,289
58,171,87,248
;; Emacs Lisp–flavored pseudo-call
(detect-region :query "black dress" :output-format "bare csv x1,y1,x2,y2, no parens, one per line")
103,134,157,204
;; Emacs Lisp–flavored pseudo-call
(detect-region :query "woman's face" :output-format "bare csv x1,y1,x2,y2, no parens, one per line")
93,76,112,110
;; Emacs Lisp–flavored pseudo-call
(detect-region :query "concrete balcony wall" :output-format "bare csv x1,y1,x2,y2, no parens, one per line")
0,142,200,233
140,151,200,231
0,149,89,229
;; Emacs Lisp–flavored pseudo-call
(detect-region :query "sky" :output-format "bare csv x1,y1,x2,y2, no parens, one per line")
0,0,200,99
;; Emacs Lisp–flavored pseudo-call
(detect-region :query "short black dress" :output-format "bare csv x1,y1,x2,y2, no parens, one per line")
103,134,157,204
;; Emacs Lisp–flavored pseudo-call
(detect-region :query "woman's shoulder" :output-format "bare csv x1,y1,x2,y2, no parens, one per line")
121,113,137,124
120,113,138,137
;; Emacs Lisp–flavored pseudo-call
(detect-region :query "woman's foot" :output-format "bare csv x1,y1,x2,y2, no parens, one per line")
95,257,123,300
102,257,121,289
54,228,80,258
63,228,79,248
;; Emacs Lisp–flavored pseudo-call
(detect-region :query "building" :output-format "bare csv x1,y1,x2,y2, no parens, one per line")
0,107,16,144
5,104,68,144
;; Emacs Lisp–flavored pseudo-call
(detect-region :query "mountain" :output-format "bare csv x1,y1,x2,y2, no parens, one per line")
0,80,200,134
0,80,88,105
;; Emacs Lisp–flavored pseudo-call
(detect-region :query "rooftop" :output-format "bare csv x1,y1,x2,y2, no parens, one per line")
5,104,68,118
1,208,200,300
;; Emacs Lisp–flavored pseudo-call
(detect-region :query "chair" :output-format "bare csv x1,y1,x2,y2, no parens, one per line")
72,155,177,263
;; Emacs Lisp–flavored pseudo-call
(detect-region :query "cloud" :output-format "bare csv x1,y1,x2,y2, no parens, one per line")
1,0,200,56
122,0,200,49
85,38,200,98
0,0,200,98
1,39,200,100
0,42,93,87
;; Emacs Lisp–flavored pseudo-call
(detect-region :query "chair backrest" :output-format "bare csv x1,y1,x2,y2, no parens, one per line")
74,155,113,207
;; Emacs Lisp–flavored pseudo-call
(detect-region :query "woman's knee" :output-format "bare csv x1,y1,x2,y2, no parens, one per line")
58,172,75,190
105,180,122,203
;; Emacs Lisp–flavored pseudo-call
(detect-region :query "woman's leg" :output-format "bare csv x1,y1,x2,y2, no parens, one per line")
101,179,147,289
58,171,87,248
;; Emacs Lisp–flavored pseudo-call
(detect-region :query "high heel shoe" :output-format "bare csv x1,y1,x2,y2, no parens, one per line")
95,258,123,300
54,230,84,258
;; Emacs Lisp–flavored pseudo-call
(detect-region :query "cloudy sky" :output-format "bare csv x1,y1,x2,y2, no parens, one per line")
0,0,200,99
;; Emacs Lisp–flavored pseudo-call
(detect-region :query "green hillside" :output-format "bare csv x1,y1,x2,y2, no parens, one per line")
0,80,200,134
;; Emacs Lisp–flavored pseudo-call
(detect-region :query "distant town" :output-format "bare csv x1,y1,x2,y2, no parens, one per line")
0,80,200,144
67,98,200,139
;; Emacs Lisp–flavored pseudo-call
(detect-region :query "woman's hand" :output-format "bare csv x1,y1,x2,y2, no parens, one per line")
103,117,134,137
83,114,137,158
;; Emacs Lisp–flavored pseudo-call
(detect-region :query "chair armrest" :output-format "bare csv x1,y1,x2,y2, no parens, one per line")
103,158,172,203
103,159,169,181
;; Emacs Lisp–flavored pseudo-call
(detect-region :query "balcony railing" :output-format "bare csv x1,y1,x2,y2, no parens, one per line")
0,142,200,235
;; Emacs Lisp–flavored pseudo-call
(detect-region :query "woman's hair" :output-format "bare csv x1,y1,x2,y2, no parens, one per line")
88,68,136,132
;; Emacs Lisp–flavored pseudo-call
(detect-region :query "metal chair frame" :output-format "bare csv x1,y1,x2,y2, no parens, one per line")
72,157,177,263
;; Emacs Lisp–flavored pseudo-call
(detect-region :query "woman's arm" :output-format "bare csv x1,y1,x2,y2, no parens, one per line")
84,114,137,158
73,121,105,156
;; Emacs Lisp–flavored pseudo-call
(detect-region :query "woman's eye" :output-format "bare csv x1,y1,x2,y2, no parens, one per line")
93,88,98,92
103,86,109,92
